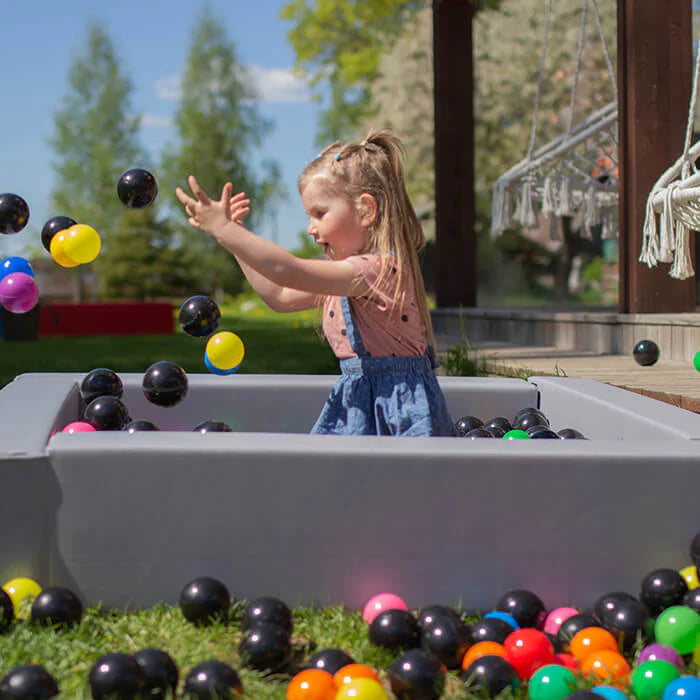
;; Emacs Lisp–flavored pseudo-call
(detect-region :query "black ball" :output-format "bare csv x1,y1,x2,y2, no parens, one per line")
495,589,547,629
369,608,421,650
486,426,507,438
123,419,159,433
527,427,560,439
469,616,515,645
455,415,483,436
193,420,233,433
0,665,59,698
593,591,639,622
639,568,688,615
463,427,494,439
691,530,700,567
306,648,355,675
179,576,230,625
557,428,586,439
568,693,611,700
238,622,291,673
633,339,660,366
682,585,700,613
88,653,146,699
0,588,13,632
41,216,76,253
30,587,82,628
557,612,601,647
421,615,473,670
594,595,649,651
143,361,188,407
513,407,547,424
240,596,293,634
484,416,512,434
80,368,123,405
178,295,221,338
417,604,462,630
183,659,242,699
117,169,158,209
0,193,30,234
84,396,130,431
389,648,446,700
133,648,178,699
514,411,549,432
460,655,518,696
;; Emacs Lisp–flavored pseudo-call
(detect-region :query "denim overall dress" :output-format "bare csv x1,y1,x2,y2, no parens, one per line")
310,296,457,436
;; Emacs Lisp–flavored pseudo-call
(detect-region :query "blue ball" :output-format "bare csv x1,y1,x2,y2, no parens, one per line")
0,256,33,281
204,352,241,376
483,610,520,630
593,686,630,700
662,677,700,700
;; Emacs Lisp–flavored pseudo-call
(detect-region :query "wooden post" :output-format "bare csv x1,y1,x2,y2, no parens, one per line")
433,0,476,308
617,0,696,312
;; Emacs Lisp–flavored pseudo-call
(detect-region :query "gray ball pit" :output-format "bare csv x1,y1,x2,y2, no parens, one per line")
1,371,699,612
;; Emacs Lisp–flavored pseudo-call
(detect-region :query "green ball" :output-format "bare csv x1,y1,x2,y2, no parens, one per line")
654,605,700,655
503,429,529,440
528,664,577,700
631,660,681,700
693,351,700,373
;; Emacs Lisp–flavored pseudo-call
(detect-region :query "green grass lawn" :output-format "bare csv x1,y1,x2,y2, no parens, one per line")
0,301,337,389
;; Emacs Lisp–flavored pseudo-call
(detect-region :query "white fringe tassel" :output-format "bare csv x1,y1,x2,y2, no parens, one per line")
639,191,660,267
670,219,695,279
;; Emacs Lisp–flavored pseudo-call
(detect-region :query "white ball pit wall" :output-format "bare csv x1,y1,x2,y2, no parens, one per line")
0,372,699,612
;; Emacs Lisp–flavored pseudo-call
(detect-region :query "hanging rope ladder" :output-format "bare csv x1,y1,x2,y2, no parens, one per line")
490,0,618,241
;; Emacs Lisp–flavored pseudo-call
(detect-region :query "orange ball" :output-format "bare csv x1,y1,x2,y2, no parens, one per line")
569,627,619,663
334,664,380,687
580,649,630,684
286,669,337,700
461,641,507,670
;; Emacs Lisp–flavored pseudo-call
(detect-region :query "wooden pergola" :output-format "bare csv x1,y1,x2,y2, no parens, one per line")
433,0,696,313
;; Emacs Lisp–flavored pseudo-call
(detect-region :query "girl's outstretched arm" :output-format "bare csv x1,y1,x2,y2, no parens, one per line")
226,192,317,312
175,176,370,298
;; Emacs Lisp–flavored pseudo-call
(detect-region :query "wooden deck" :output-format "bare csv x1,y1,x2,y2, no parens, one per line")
436,340,700,413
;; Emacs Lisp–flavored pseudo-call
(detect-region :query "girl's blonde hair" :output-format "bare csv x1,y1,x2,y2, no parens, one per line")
299,128,437,353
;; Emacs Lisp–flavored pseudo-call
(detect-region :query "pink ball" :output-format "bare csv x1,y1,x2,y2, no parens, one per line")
0,272,39,313
362,592,408,623
543,606,580,635
62,421,97,434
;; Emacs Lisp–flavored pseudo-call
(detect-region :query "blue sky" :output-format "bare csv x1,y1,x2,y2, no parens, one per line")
0,0,322,260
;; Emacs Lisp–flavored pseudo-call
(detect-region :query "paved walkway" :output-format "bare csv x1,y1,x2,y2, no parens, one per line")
436,338,700,413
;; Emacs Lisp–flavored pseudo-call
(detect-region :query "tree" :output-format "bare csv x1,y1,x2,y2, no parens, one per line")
49,22,145,300
161,5,281,301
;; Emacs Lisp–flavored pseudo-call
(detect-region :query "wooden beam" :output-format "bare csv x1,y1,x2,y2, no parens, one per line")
618,0,696,312
433,0,476,308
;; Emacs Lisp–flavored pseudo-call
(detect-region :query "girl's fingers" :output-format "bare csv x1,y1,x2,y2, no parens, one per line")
174,187,194,206
187,175,210,204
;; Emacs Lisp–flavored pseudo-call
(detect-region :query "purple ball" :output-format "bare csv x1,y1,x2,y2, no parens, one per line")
0,272,39,313
637,643,685,671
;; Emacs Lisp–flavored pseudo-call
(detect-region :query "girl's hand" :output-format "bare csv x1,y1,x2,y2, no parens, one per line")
174,175,232,234
229,191,251,225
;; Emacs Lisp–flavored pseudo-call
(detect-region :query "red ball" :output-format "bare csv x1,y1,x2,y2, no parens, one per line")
503,628,554,680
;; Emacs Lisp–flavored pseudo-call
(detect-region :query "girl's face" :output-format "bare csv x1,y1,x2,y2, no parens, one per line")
301,175,368,260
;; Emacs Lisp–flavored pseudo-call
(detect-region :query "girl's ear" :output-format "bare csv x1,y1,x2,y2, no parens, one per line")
357,193,378,227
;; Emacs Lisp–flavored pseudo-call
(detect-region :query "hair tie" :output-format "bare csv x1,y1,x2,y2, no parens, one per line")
334,152,342,161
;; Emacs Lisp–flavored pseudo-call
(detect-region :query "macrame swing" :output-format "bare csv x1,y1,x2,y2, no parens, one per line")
639,42,700,280
490,0,619,241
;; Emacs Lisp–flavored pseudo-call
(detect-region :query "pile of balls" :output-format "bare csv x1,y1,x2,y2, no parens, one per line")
454,406,586,440
178,294,246,375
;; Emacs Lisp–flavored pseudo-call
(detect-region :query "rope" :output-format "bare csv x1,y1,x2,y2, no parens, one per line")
526,0,553,161
682,40,700,165
590,0,618,104
566,0,589,135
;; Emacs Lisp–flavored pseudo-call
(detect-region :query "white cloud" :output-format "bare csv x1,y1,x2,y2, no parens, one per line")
140,114,173,128
153,66,310,105
154,75,182,100
248,65,311,104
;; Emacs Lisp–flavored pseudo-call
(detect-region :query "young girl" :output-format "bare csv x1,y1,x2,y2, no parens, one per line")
175,129,457,437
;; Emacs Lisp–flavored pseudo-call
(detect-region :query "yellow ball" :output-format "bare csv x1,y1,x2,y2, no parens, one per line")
2,577,42,619
205,331,245,371
334,678,389,700
63,224,102,264
50,231,80,268
680,565,699,590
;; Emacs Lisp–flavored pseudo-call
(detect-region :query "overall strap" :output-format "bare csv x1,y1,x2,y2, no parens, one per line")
340,296,370,358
